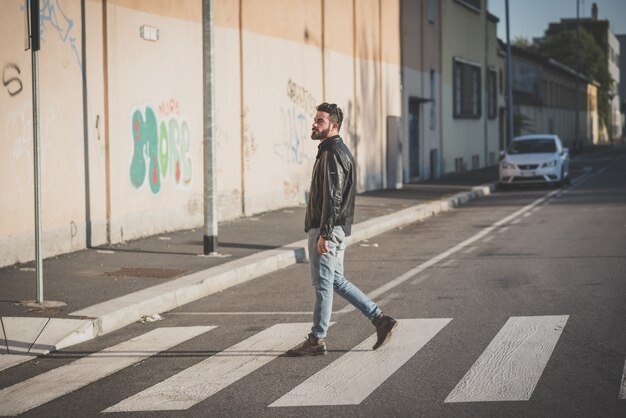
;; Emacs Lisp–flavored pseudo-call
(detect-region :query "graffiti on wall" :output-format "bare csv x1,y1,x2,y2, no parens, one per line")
19,0,82,70
3,64,23,97
275,79,317,166
277,105,307,165
286,78,316,112
130,103,192,194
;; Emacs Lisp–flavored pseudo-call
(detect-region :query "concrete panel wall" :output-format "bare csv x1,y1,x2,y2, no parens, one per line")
104,1,204,243
1,0,87,265
0,0,402,267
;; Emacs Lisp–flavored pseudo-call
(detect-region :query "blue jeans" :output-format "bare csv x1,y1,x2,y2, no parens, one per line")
308,226,381,339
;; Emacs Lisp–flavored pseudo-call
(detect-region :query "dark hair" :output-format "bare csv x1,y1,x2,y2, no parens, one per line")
316,102,343,131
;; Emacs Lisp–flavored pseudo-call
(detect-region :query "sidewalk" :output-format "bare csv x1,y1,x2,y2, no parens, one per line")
0,166,501,367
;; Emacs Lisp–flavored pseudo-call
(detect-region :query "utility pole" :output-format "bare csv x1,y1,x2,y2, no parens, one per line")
203,0,218,254
575,0,580,153
505,0,514,147
27,0,44,303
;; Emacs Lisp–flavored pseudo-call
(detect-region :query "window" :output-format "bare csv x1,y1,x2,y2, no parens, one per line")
430,69,436,129
428,0,436,23
454,58,482,119
508,139,557,154
487,69,497,119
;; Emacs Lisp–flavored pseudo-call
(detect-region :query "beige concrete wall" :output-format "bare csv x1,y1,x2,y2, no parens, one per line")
0,0,402,267
104,1,204,243
0,0,204,266
1,0,86,265
215,0,401,213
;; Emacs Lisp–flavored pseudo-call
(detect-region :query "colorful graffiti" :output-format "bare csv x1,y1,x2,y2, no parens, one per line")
130,105,192,194
19,0,82,70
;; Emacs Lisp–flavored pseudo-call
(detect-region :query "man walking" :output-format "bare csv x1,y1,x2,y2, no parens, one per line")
287,102,397,357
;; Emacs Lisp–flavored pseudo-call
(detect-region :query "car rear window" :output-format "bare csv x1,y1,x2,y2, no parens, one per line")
508,139,557,154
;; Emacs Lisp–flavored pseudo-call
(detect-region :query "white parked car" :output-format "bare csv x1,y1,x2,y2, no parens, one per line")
499,134,570,188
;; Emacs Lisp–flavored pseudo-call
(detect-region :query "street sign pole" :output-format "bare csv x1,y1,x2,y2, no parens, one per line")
203,0,218,254
28,0,44,303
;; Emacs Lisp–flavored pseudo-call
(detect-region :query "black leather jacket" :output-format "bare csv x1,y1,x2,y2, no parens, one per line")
305,136,356,240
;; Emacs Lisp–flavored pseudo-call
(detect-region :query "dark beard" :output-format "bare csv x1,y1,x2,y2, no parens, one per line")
311,127,330,140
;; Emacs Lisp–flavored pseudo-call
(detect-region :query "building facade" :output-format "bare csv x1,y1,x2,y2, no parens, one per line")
547,3,622,142
399,0,442,182
440,0,503,174
511,46,599,148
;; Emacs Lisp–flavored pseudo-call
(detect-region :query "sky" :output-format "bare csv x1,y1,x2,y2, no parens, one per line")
487,0,626,42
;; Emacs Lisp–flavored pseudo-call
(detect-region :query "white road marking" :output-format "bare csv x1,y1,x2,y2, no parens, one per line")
103,322,321,412
0,327,215,416
498,226,510,234
445,315,568,402
0,354,35,373
462,246,477,254
483,236,494,243
619,361,626,399
337,185,563,315
410,274,429,285
523,212,532,217
168,311,313,315
1,317,49,354
511,218,522,224
270,318,452,407
441,259,457,267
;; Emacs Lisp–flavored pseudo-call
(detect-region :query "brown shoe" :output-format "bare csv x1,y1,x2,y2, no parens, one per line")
372,313,398,350
286,333,328,357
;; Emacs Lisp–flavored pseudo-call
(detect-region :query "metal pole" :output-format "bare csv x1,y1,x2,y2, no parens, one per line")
575,0,580,153
30,0,44,303
203,0,218,254
505,0,514,147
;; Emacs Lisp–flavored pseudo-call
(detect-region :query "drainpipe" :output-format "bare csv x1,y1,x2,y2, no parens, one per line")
505,0,514,146
81,0,91,248
203,0,218,254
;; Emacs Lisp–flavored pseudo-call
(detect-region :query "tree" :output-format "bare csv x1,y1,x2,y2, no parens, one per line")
537,27,613,130
512,36,532,48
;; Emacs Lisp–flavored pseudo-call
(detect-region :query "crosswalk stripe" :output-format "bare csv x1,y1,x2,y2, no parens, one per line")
0,354,35,373
103,322,318,412
0,326,215,416
619,361,626,399
445,315,568,403
269,318,452,407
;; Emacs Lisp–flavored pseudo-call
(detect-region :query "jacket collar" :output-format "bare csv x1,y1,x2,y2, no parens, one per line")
316,135,342,158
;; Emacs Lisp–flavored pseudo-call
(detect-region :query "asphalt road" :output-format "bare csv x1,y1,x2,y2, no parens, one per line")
1,149,625,417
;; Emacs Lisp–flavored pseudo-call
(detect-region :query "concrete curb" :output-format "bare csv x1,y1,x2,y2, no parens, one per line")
0,182,495,368
70,182,496,337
